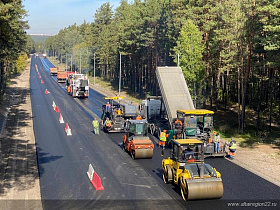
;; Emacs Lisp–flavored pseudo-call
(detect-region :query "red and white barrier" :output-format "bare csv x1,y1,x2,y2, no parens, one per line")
87,164,104,191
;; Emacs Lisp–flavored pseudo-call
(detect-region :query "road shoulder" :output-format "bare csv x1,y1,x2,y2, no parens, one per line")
0,59,42,209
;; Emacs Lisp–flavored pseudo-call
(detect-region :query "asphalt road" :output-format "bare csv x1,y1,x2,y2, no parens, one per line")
31,57,183,209
31,57,280,209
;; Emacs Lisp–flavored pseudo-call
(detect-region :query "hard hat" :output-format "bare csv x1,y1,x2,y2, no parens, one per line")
163,130,167,132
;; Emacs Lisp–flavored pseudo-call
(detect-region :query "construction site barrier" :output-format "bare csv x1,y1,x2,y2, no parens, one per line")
87,164,104,191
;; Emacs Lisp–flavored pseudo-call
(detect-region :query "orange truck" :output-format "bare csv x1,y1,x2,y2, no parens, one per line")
57,70,67,83
50,67,59,76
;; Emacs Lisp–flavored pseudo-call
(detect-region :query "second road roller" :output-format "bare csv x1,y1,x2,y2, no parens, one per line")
162,139,224,200
122,119,154,159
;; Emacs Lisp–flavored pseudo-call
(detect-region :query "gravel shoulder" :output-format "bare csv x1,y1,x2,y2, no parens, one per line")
0,59,42,209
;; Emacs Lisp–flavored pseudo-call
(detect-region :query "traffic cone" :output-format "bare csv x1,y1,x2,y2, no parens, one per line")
52,101,56,109
41,80,44,84
66,127,72,136
55,106,59,113
59,113,64,123
45,89,49,94
65,123,72,136
65,123,69,131
39,75,41,79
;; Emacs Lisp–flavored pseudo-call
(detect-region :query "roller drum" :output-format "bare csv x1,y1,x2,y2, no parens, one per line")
186,178,223,200
134,149,153,159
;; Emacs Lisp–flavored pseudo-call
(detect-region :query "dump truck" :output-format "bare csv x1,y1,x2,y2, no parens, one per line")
57,70,67,83
140,66,194,136
140,67,224,157
122,119,154,159
162,139,224,200
66,73,89,98
50,67,59,76
101,96,137,133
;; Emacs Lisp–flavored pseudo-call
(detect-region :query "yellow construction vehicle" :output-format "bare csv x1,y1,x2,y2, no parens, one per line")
175,110,226,157
162,139,224,200
101,96,137,132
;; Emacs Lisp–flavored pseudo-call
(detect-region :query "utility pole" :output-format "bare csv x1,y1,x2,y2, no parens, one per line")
119,53,121,96
94,52,96,85
71,54,72,72
79,51,81,74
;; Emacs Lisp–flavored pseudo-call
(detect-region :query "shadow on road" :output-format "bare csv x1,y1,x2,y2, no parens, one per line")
0,84,62,196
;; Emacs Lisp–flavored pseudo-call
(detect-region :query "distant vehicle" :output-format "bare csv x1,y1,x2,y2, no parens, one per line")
50,67,58,76
42,53,47,58
57,70,67,82
66,73,89,98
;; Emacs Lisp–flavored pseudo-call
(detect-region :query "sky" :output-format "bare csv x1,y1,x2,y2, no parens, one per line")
23,0,120,35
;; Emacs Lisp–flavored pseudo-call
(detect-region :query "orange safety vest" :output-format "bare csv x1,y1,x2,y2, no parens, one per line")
136,115,142,120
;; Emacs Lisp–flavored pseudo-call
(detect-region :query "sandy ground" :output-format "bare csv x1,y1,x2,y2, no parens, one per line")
233,144,280,187
0,59,42,209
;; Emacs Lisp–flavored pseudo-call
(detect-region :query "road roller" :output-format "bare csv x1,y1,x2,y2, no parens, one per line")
162,139,224,200
122,119,154,159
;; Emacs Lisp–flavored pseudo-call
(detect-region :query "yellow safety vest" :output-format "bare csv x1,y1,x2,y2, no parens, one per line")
229,142,237,150
92,120,99,127
160,132,166,142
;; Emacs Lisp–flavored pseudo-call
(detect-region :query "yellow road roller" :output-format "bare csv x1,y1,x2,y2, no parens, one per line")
162,139,224,200
123,119,154,159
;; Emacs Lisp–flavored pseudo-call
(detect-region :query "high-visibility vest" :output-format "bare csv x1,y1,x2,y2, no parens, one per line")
92,120,99,128
105,120,111,127
136,116,142,120
229,142,237,150
160,132,166,142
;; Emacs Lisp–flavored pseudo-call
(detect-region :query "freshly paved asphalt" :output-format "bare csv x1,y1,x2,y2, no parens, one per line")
31,57,280,209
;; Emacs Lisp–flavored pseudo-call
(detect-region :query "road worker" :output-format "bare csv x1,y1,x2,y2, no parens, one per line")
159,130,167,149
92,117,100,135
228,138,237,159
215,133,221,153
105,117,112,127
136,114,142,120
117,108,122,116
182,147,195,162
105,102,111,113
174,118,183,129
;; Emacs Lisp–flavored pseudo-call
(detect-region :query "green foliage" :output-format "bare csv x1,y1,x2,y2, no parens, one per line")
15,53,28,74
0,0,29,94
173,19,205,85
43,0,280,136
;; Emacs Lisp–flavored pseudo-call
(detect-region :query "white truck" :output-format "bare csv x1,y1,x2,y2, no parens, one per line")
66,74,89,98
